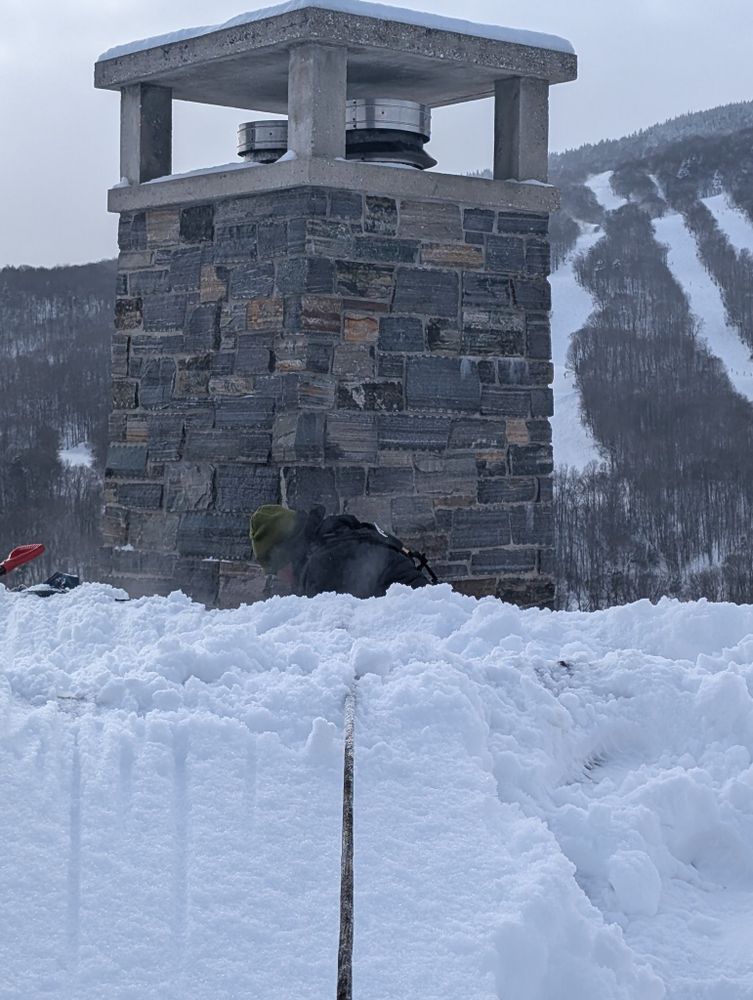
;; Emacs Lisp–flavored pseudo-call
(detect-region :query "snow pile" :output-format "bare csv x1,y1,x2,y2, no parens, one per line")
97,0,574,62
2,583,753,998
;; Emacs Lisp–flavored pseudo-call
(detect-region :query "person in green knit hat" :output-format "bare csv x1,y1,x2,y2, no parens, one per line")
250,504,436,598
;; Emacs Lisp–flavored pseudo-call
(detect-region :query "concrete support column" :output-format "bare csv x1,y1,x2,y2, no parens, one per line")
120,84,172,184
288,44,347,159
493,77,549,183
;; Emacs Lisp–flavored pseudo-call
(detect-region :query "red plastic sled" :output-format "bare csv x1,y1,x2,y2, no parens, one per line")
0,544,46,577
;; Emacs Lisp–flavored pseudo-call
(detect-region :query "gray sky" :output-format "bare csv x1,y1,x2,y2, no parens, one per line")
1,0,751,268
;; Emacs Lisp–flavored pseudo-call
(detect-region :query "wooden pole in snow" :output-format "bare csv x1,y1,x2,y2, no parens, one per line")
337,689,355,1000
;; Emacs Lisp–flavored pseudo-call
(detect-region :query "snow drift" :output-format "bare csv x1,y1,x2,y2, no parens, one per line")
2,582,753,998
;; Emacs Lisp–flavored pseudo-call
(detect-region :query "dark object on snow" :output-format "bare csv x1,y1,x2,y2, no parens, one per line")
14,572,81,598
0,543,45,577
250,505,437,598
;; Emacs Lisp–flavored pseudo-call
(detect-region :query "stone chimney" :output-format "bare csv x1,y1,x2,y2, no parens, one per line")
95,0,577,607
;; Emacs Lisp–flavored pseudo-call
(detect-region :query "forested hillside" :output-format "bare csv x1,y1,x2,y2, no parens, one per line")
551,104,753,607
0,261,116,583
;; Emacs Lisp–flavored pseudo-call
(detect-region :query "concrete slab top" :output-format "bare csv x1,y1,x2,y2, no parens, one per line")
94,0,577,111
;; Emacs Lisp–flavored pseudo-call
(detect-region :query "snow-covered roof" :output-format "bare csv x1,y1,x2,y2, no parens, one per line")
98,0,574,62
94,0,577,113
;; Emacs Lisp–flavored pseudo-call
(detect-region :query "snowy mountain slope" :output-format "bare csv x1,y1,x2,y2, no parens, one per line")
580,171,753,403
702,193,753,258
549,224,603,470
3,582,753,998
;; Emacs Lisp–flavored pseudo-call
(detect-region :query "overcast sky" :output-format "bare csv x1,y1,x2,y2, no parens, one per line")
1,0,751,268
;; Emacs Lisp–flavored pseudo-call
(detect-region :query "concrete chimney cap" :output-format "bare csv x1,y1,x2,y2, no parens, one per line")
94,0,577,113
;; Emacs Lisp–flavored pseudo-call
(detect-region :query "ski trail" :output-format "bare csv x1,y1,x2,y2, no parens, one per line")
702,192,753,257
172,725,190,968
550,223,603,469
66,730,82,970
584,171,628,212
649,181,753,402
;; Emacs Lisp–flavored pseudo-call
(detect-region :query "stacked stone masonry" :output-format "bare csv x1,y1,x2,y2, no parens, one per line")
104,186,554,608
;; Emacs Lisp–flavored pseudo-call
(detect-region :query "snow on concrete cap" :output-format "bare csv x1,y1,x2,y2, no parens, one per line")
99,0,575,61
95,0,576,111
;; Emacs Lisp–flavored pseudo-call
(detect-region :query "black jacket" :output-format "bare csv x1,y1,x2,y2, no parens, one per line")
290,508,432,598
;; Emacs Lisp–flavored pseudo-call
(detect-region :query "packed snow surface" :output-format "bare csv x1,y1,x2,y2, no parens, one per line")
585,171,628,214
702,193,753,258
550,222,603,470
97,0,574,62
58,442,95,469
3,583,753,998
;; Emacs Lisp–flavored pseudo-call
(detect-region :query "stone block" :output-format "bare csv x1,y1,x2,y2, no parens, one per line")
298,375,336,409
451,509,510,548
336,261,394,300
364,196,397,235
165,464,215,511
427,320,461,353
378,316,424,352
169,247,203,291
218,561,269,608
498,359,534,385
247,297,284,330
448,419,506,450
486,236,526,273
139,358,176,408
344,313,379,343
353,236,419,264
337,381,403,412
531,388,554,417
497,212,548,236
526,319,552,360
256,220,287,258
184,430,271,464
277,257,334,294
336,467,366,498
415,456,478,497
128,511,180,551
526,239,550,276
175,356,211,399
146,208,180,246
109,412,127,443
115,297,143,330
461,323,525,357
509,506,553,546
421,243,484,269
471,548,538,573
177,513,251,560
128,269,170,295
273,412,325,463
462,273,512,310
512,279,551,311
378,415,450,451
200,264,229,303
538,477,554,503
497,576,555,609
509,444,553,476
406,358,481,412
506,419,530,445
305,219,356,258
213,223,258,263
333,344,376,379
393,268,458,318
377,354,404,379
106,443,148,477
102,505,128,547
283,467,338,512
235,335,273,375
118,212,146,251
215,465,280,512
185,303,221,353
478,478,537,504
298,295,342,334
112,378,138,410
180,204,214,243
326,412,377,462
215,396,276,428
463,209,495,233
113,482,163,509
481,387,530,418
142,293,189,332
398,201,462,241
330,190,363,220
229,261,276,299
367,467,414,495
147,414,184,461
391,496,435,536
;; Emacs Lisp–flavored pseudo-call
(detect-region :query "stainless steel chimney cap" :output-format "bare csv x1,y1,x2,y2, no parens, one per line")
346,99,431,140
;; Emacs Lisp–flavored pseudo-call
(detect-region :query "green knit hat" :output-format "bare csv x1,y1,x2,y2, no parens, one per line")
250,505,300,572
